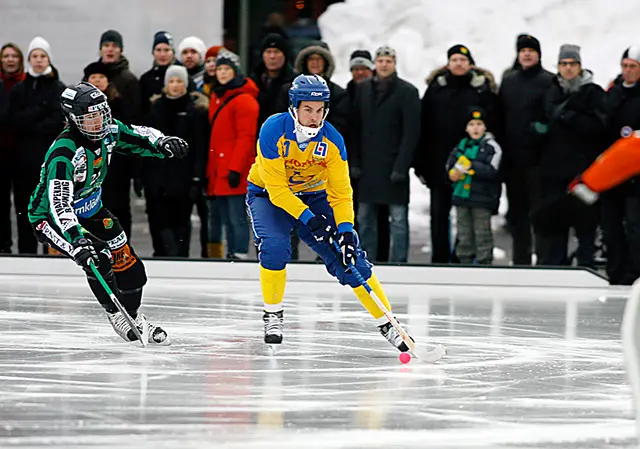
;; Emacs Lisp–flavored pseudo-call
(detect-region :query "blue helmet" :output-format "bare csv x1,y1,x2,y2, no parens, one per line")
288,74,330,108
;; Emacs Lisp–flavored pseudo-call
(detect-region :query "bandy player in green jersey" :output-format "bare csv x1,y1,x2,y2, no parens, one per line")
28,82,189,345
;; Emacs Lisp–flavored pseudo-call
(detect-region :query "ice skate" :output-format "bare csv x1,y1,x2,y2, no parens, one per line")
379,320,413,352
107,311,170,345
135,313,170,346
263,311,283,345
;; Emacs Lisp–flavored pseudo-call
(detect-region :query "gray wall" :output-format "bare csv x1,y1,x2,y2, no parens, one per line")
0,0,224,84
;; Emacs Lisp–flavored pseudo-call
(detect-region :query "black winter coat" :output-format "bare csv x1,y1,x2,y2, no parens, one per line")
8,67,65,171
604,80,640,195
350,73,420,205
101,56,140,122
249,62,294,132
445,132,502,212
497,64,554,168
139,63,173,121
414,67,498,188
142,92,209,198
539,72,607,179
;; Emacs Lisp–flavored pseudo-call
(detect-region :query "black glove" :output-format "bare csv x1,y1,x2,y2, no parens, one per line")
228,170,241,189
390,170,408,184
350,166,362,180
157,136,189,159
337,231,357,268
71,237,99,268
307,214,337,244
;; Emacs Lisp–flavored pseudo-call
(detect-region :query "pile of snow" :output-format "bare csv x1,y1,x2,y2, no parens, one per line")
319,0,640,91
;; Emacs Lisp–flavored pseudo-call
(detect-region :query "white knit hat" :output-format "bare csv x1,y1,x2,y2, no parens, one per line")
178,36,206,62
27,36,52,61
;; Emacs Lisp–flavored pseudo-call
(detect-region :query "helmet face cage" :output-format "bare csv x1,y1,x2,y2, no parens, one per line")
69,101,112,141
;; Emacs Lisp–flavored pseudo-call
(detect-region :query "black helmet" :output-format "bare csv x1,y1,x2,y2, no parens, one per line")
60,81,112,141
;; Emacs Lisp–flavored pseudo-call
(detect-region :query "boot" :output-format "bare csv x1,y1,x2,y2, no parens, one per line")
207,242,224,258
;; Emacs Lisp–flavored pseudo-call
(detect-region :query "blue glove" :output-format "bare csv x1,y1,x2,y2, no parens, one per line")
307,214,336,244
337,231,357,268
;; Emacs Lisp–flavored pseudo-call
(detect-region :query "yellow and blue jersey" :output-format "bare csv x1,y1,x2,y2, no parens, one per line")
247,112,354,230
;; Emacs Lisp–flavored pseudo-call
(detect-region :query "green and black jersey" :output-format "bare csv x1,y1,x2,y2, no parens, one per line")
28,119,166,244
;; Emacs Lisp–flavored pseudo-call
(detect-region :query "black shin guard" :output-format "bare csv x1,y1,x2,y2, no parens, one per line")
118,287,143,317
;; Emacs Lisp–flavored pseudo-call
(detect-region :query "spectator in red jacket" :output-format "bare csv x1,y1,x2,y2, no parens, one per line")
206,51,259,259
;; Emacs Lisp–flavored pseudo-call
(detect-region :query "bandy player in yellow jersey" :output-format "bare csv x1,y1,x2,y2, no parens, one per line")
246,74,413,352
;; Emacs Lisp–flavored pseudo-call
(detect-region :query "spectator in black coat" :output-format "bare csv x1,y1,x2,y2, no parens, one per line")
139,31,176,121
98,30,140,121
414,44,498,263
600,46,640,284
350,46,420,263
345,49,390,262
249,33,294,132
498,34,554,265
0,42,26,253
144,65,209,257
82,60,135,240
9,36,65,254
536,44,607,267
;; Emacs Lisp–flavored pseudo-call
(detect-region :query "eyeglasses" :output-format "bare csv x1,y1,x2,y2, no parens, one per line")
558,61,580,67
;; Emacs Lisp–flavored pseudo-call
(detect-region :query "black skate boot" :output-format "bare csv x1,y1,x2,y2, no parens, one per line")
379,320,414,352
263,310,284,344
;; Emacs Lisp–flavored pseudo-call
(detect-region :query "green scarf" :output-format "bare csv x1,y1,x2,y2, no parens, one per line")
452,137,481,199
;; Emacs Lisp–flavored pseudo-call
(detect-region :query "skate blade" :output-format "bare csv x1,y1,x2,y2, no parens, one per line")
140,316,150,348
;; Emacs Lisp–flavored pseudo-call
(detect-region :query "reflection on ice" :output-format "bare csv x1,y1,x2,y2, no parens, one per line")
0,275,636,448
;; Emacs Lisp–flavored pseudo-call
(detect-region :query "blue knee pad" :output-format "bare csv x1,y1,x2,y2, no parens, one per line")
257,237,291,271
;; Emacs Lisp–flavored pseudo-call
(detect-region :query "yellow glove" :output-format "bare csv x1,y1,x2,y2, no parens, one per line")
454,155,475,175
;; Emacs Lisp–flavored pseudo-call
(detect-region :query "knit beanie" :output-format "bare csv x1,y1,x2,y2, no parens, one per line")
350,50,374,70
164,64,188,86
622,46,640,64
558,44,581,63
27,36,52,61
178,36,206,61
152,31,173,51
206,45,225,61
100,30,123,49
467,107,487,124
83,61,111,81
517,34,541,55
375,45,396,62
216,51,242,75
261,33,288,54
447,44,475,65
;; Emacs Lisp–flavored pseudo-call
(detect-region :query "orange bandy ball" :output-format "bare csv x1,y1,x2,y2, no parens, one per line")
399,352,411,364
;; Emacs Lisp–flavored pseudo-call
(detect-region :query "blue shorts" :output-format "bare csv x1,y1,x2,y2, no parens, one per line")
246,190,372,288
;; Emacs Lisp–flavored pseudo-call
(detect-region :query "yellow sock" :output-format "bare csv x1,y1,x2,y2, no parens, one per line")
352,273,392,325
260,266,286,312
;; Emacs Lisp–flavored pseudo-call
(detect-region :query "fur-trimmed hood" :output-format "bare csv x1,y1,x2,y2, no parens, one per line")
294,41,335,80
150,90,209,111
426,65,497,93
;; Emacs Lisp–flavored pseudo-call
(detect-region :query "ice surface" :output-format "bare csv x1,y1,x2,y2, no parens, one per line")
0,273,636,448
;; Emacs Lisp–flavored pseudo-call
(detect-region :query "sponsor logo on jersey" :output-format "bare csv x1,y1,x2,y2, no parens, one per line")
313,142,328,158
73,187,101,218
72,147,87,183
622,126,633,138
50,179,78,232
131,125,163,144
112,244,137,272
93,157,102,167
103,218,113,229
106,231,127,250
36,220,73,254
288,171,315,185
